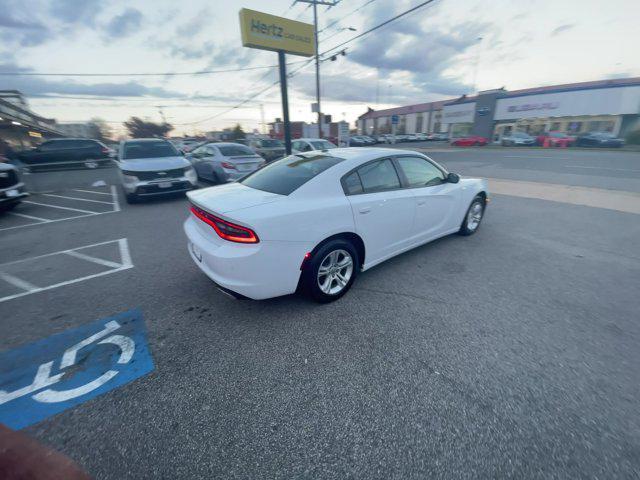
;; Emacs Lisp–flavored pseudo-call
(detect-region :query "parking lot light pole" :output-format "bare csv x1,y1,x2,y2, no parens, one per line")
295,0,339,139
278,50,292,155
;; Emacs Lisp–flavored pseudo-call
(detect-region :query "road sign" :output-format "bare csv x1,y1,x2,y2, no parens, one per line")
0,309,153,429
239,8,315,57
391,115,399,125
338,121,350,147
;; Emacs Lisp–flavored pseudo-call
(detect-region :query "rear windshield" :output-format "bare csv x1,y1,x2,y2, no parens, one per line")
240,153,344,195
310,140,337,150
218,145,255,156
258,140,283,148
123,141,177,159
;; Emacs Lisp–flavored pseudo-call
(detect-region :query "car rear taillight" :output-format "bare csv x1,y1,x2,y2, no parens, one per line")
101,147,110,154
221,162,237,170
190,205,259,243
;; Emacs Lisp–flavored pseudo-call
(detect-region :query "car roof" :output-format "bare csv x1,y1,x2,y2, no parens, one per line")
296,138,331,142
208,142,250,147
122,138,171,143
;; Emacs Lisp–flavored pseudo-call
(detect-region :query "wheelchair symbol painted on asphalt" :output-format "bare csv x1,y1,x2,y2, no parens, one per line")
0,309,154,429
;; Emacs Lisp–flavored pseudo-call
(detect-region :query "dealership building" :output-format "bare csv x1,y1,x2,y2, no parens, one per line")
357,76,640,141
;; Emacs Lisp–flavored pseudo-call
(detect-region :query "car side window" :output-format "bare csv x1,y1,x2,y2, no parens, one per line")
356,159,401,193
301,142,312,152
205,146,216,156
342,171,363,195
38,142,59,151
396,157,445,187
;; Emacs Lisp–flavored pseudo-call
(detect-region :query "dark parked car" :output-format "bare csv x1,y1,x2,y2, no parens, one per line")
0,161,28,211
18,138,112,170
576,131,624,148
349,136,370,147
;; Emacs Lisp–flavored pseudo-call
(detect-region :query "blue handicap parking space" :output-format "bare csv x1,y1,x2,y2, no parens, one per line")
0,309,154,430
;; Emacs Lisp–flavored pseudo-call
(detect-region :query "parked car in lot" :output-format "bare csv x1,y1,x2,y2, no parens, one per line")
428,133,449,141
0,161,28,211
376,134,393,143
248,138,285,162
184,148,488,302
536,131,575,147
186,142,264,183
18,138,112,170
415,133,429,141
575,131,624,148
451,135,488,147
116,138,198,203
292,138,338,153
405,134,419,142
501,131,536,146
349,136,375,147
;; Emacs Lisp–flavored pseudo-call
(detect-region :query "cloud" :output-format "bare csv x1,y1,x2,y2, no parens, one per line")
0,1,53,47
105,8,143,39
49,0,106,25
176,9,212,37
0,62,182,99
169,41,216,61
343,4,487,98
551,24,575,36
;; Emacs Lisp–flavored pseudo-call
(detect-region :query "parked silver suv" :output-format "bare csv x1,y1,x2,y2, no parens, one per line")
116,139,198,204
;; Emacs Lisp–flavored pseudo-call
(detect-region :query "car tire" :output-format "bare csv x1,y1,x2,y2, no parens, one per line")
458,195,485,236
125,193,139,204
301,239,359,303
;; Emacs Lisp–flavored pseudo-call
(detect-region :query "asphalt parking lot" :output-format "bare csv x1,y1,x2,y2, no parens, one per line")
1,147,640,479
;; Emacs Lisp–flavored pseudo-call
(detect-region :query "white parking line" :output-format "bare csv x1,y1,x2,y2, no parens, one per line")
64,250,123,269
0,238,134,303
73,189,112,196
23,200,98,215
0,272,39,292
8,212,52,222
0,211,116,232
41,193,115,205
111,185,121,212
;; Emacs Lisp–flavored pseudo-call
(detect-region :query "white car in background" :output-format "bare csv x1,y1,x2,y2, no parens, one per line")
186,142,264,183
117,138,198,203
291,138,337,153
184,148,488,302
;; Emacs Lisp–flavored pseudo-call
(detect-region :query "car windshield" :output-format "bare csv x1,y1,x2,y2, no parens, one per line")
240,153,344,195
123,141,178,159
259,140,283,148
310,140,337,149
218,145,255,156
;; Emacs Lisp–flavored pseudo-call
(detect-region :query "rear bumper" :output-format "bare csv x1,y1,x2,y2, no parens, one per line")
184,216,312,300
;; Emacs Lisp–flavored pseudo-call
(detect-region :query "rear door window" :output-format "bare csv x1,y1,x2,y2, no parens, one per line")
356,159,401,193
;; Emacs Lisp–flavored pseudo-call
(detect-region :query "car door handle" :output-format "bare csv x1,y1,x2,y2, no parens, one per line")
359,207,371,214
417,199,427,205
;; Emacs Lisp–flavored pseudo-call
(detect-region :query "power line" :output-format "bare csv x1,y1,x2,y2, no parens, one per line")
318,0,376,35
0,60,309,77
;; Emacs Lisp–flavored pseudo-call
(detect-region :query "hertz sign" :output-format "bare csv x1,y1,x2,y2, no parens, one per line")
239,8,315,57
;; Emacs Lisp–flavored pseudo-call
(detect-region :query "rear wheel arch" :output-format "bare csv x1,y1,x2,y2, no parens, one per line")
308,232,365,269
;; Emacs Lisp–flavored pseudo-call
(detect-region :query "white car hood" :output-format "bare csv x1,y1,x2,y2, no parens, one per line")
187,182,283,214
119,156,190,172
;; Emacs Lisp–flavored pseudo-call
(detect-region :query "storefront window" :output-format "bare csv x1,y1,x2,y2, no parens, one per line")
551,122,561,131
567,122,582,133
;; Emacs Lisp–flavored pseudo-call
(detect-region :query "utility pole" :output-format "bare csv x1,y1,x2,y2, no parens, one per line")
260,103,265,134
295,0,339,138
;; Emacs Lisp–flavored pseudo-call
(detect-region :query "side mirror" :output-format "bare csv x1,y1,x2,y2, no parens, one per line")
447,172,460,183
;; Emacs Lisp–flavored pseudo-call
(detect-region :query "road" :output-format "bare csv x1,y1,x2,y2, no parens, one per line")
1,147,640,479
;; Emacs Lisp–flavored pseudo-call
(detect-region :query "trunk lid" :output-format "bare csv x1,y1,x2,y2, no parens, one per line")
187,182,282,214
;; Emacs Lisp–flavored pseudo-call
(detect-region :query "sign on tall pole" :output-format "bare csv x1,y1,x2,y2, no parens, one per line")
239,8,316,155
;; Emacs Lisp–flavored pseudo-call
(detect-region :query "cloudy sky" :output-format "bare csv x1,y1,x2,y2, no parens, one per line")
1,0,638,137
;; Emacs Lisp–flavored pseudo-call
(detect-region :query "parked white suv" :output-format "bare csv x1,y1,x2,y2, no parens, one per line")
116,139,198,204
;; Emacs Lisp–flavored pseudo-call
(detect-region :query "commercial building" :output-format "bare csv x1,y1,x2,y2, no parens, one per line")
357,76,640,141
0,90,62,150
268,119,349,142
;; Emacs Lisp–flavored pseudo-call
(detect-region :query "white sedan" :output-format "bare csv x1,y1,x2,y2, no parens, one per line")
184,148,488,302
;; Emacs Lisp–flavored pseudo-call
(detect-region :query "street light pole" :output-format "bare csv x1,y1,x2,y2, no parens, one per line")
313,1,322,138
295,0,339,139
